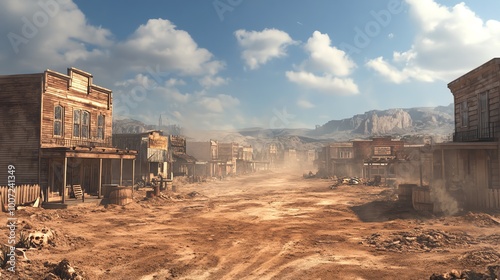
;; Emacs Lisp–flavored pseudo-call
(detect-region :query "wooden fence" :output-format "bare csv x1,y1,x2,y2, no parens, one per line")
0,184,41,210
487,189,500,209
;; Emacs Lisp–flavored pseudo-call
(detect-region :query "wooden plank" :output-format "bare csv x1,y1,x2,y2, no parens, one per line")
72,185,83,200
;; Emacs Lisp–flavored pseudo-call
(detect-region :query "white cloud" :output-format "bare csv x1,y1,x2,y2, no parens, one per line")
286,71,359,95
235,28,296,70
286,31,359,95
297,99,315,109
303,31,356,77
366,0,500,83
165,78,186,87
199,76,229,88
0,1,236,130
113,74,241,130
117,19,225,77
0,0,113,74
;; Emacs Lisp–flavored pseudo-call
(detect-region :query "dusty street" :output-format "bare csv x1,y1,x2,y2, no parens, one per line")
3,170,500,279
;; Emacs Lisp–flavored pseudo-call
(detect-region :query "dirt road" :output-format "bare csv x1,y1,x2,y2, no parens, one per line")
3,170,500,279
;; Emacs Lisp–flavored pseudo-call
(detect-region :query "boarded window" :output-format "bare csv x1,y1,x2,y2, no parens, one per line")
73,109,81,137
82,111,90,139
54,105,63,136
479,91,489,137
97,114,105,139
460,101,468,127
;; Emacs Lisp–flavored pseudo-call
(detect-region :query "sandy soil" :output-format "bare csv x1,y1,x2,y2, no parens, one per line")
2,169,500,279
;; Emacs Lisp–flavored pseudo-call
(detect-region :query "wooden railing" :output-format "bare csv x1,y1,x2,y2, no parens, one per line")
53,136,113,148
453,122,498,142
0,184,41,210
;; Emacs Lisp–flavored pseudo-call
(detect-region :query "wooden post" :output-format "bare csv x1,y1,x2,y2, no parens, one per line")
98,159,103,198
48,160,54,203
132,159,135,194
441,149,445,181
419,159,423,187
119,158,123,186
62,157,67,204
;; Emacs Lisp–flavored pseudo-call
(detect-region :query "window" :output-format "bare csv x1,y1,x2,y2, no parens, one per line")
73,109,81,137
54,105,63,136
97,114,105,139
339,149,352,159
460,101,468,127
82,111,90,139
73,109,90,138
479,91,489,137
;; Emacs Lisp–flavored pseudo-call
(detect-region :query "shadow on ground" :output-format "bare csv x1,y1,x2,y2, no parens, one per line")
350,200,429,222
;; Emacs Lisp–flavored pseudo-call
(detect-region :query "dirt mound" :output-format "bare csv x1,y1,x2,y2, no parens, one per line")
463,212,500,227
459,248,500,266
44,259,86,280
365,228,475,252
430,265,500,280
477,234,500,245
378,189,398,201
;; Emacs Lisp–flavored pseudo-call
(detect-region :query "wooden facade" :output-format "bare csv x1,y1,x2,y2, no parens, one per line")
186,140,225,177
319,137,420,184
218,142,239,174
451,58,500,141
434,58,500,210
113,131,170,183
0,68,136,203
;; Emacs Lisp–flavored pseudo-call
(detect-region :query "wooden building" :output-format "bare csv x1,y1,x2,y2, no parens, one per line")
186,140,222,177
236,145,254,174
113,131,170,184
169,135,198,177
0,68,137,202
218,142,239,175
319,137,425,185
433,58,500,210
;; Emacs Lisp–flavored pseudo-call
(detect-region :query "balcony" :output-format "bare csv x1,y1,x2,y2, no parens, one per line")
53,136,113,148
453,122,498,142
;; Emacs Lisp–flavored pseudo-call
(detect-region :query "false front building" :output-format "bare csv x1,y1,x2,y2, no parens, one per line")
0,67,136,203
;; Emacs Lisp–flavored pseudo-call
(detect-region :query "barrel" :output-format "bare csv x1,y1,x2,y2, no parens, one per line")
101,184,119,199
412,186,434,212
108,187,133,206
398,184,417,204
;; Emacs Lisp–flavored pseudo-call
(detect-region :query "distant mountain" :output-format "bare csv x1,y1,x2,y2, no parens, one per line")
311,103,454,142
112,118,182,135
111,103,455,153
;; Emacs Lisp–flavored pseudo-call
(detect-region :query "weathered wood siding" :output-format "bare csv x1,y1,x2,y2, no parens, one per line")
0,74,42,185
41,68,112,148
0,184,41,209
449,58,500,133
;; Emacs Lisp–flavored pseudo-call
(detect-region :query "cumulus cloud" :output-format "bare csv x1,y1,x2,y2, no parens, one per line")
302,31,356,77
117,19,225,77
366,0,500,83
199,76,229,88
235,28,296,70
297,99,315,109
286,71,359,95
0,1,235,129
286,31,359,95
113,74,241,130
0,0,113,74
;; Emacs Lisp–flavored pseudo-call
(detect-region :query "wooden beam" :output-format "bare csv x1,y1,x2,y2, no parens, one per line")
120,158,123,186
98,159,102,198
441,149,445,182
62,157,67,204
132,159,135,194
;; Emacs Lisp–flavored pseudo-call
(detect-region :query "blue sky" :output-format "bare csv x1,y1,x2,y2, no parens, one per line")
1,0,500,131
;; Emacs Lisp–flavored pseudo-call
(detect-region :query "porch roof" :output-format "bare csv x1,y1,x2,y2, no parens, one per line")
433,142,499,150
41,147,137,159
173,152,197,163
